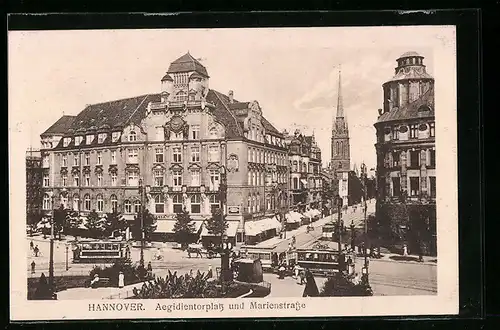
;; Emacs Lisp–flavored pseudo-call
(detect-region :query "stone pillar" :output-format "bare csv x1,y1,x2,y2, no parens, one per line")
400,150,407,192
420,149,428,195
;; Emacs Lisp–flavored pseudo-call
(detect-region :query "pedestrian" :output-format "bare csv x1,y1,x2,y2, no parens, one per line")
299,270,306,285
302,269,319,297
30,240,34,251
353,273,361,285
147,261,153,278
293,264,300,279
207,264,213,278
90,273,100,289
118,271,125,288
31,260,36,274
403,244,408,257
34,245,39,257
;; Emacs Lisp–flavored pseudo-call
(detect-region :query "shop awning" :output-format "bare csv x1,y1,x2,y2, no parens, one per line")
285,211,302,223
201,221,239,237
155,220,203,234
245,217,281,236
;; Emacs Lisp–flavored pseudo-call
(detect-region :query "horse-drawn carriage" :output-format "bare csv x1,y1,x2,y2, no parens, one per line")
184,243,221,259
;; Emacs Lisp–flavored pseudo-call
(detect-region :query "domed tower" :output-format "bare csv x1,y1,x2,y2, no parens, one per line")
382,51,434,113
161,52,210,104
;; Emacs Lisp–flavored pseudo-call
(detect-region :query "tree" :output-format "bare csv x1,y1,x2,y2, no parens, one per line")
65,210,83,240
205,208,228,248
320,272,373,297
131,207,157,241
53,205,67,240
27,211,42,237
104,210,127,238
85,210,105,238
173,208,195,249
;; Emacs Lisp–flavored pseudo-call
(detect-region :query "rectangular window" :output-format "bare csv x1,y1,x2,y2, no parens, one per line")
62,155,67,167
191,195,201,213
62,174,67,186
84,198,91,211
111,173,117,186
172,147,182,163
191,170,200,186
127,148,138,163
410,124,418,139
97,199,104,212
392,126,399,140
173,195,183,214
429,122,435,137
154,169,164,187
191,125,200,140
86,135,94,145
210,195,219,214
392,177,400,197
97,173,102,186
209,170,219,191
155,148,164,163
134,201,141,214
73,175,79,187
111,150,117,164
43,174,49,187
155,195,165,214
96,151,102,165
127,171,139,186
171,132,183,141
392,151,400,167
429,149,436,167
410,177,420,196
173,170,182,187
112,132,120,142
63,138,70,147
84,153,90,166
410,150,420,168
84,173,90,186
191,147,200,162
429,176,436,197
74,154,79,166
208,145,220,162
75,136,83,146
98,133,106,144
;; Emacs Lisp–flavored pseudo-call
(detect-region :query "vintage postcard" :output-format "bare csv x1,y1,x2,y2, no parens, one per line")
9,26,458,320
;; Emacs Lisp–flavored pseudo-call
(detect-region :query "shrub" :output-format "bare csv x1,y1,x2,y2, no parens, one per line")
320,273,373,297
132,270,218,299
88,258,142,287
33,273,52,300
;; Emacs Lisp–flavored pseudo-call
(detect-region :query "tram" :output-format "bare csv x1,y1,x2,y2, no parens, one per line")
72,240,129,263
321,222,337,239
293,241,355,277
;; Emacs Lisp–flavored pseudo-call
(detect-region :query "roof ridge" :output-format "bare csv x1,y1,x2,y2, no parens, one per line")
211,89,244,136
87,93,153,108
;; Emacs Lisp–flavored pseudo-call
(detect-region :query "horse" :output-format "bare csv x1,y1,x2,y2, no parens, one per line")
185,246,203,258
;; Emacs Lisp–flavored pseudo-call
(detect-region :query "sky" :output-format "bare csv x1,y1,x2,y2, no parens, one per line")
8,26,453,170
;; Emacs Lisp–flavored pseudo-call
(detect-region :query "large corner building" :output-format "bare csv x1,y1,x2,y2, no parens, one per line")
374,51,437,256
39,53,288,244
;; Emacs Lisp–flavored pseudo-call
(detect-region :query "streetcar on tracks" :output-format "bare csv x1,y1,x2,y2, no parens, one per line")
72,240,129,263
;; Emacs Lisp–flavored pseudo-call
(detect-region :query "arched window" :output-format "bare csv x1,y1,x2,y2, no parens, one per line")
124,200,132,214
154,194,165,214
293,177,299,190
339,141,343,157
209,194,220,214
173,194,183,213
84,194,91,211
60,194,68,209
96,194,104,212
336,141,339,155
134,200,141,214
191,195,201,214
72,194,80,211
110,195,118,212
128,131,137,142
43,194,51,210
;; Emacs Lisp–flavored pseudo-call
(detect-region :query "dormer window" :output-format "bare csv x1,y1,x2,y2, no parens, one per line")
63,138,71,147
86,135,94,145
75,136,83,146
174,91,187,102
98,133,107,144
112,132,121,142
128,131,137,142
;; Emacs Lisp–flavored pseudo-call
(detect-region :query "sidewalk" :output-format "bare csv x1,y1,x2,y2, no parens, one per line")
56,278,154,300
372,253,437,266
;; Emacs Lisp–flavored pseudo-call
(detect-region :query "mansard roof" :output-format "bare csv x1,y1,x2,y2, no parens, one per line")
41,115,76,136
376,86,435,124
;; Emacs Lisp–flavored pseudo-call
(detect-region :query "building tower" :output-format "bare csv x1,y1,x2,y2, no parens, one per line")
331,69,350,172
330,69,351,207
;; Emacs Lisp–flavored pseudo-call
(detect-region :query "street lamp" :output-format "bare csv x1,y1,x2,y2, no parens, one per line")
138,178,145,267
220,234,233,294
361,163,369,273
48,190,56,299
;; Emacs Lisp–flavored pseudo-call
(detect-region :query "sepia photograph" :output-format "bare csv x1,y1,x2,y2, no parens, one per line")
9,25,458,320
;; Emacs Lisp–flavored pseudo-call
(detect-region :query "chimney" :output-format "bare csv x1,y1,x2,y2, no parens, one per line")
228,90,234,103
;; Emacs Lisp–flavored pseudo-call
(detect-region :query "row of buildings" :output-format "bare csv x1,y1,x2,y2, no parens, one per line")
26,52,327,244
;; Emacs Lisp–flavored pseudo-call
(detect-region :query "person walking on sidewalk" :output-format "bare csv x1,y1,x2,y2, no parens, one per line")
31,260,36,274
147,262,153,279
33,245,39,257
30,240,34,251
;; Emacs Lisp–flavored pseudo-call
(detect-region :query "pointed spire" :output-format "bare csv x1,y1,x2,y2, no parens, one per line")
336,66,344,118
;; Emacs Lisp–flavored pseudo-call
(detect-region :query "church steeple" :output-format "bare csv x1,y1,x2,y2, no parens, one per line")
331,66,351,173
